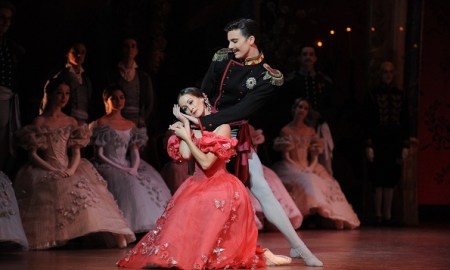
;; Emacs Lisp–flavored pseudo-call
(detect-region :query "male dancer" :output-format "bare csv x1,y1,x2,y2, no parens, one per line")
186,18,323,267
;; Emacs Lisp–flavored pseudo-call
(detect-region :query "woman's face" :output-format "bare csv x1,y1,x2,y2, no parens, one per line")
106,89,126,112
178,93,205,117
294,100,310,119
52,83,70,108
67,43,86,66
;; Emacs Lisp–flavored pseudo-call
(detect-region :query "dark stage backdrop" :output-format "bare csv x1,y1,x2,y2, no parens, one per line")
6,0,450,209
417,1,450,205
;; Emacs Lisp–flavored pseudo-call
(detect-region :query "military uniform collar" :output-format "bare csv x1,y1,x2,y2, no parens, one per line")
244,52,264,65
297,68,316,77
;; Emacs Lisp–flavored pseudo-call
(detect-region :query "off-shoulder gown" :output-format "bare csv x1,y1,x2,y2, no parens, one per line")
14,125,135,249
0,171,28,249
117,131,265,269
90,124,172,233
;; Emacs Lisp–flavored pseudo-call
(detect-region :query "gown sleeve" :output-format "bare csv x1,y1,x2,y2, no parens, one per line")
130,127,148,148
197,131,238,160
167,131,238,161
90,124,111,147
68,124,92,148
166,134,185,162
15,125,48,151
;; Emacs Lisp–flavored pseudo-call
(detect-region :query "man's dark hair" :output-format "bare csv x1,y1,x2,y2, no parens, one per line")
224,18,260,46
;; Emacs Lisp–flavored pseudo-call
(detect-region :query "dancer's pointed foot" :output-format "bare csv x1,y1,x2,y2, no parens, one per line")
290,247,323,267
264,248,292,266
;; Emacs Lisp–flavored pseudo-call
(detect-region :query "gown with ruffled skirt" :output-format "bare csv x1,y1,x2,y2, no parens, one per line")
13,125,135,249
272,133,360,229
159,156,302,230
0,171,28,249
90,124,172,233
117,131,265,269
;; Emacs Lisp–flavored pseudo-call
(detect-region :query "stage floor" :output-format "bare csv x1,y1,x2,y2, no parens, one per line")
1,223,449,270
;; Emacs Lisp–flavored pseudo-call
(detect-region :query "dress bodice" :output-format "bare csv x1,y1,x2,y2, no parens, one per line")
100,128,131,167
280,133,312,165
42,127,71,168
90,124,148,167
167,131,237,178
16,125,91,169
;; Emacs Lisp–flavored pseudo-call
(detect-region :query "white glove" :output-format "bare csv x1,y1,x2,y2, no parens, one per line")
366,147,374,162
401,148,409,160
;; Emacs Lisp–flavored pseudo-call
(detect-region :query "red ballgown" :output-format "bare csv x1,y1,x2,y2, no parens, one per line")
117,131,265,269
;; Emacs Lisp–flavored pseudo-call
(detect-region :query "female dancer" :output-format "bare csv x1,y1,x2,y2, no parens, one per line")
90,85,171,233
272,98,360,229
117,87,291,269
14,77,134,249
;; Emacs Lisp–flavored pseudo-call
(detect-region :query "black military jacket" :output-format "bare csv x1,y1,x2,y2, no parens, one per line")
199,48,283,131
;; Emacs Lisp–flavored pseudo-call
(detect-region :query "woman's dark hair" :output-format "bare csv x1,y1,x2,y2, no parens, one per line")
291,97,316,127
44,76,70,96
177,87,203,101
224,18,260,47
40,76,70,114
177,87,214,114
103,84,126,101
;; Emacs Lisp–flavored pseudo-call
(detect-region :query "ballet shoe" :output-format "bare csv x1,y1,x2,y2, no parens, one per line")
115,235,127,249
290,247,323,267
263,248,292,266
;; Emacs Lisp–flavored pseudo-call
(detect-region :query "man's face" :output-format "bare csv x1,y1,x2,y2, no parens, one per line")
227,29,253,60
381,63,395,85
0,8,13,37
122,38,138,61
67,43,86,66
300,47,317,70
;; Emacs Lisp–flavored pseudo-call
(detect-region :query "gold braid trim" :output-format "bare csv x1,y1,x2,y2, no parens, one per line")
212,48,231,62
263,63,284,86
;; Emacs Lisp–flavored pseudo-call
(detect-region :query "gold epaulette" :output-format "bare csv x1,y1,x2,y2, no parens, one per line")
212,48,231,62
263,63,284,86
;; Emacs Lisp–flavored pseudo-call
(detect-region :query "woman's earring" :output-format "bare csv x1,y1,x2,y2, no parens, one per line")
203,93,212,113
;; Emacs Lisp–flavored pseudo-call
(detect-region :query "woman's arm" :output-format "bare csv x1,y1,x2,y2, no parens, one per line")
97,146,136,174
63,146,81,177
29,149,58,172
306,135,323,171
169,121,218,170
128,144,141,176
186,124,231,170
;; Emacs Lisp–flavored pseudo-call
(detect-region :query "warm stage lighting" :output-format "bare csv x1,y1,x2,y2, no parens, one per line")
346,27,351,32
330,30,335,35
371,27,376,32
317,41,323,47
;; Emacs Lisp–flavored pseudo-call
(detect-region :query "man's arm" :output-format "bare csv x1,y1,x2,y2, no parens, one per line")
199,72,282,131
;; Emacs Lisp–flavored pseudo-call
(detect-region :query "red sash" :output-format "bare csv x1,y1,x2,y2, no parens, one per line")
234,122,253,184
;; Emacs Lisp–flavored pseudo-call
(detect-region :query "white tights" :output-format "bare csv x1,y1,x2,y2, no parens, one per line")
248,151,303,248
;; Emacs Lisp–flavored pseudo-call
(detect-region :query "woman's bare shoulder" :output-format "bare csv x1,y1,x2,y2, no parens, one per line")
214,124,231,138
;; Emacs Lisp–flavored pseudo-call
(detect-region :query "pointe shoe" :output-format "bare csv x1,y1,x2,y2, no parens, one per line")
290,247,323,267
263,248,292,266
115,235,127,249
